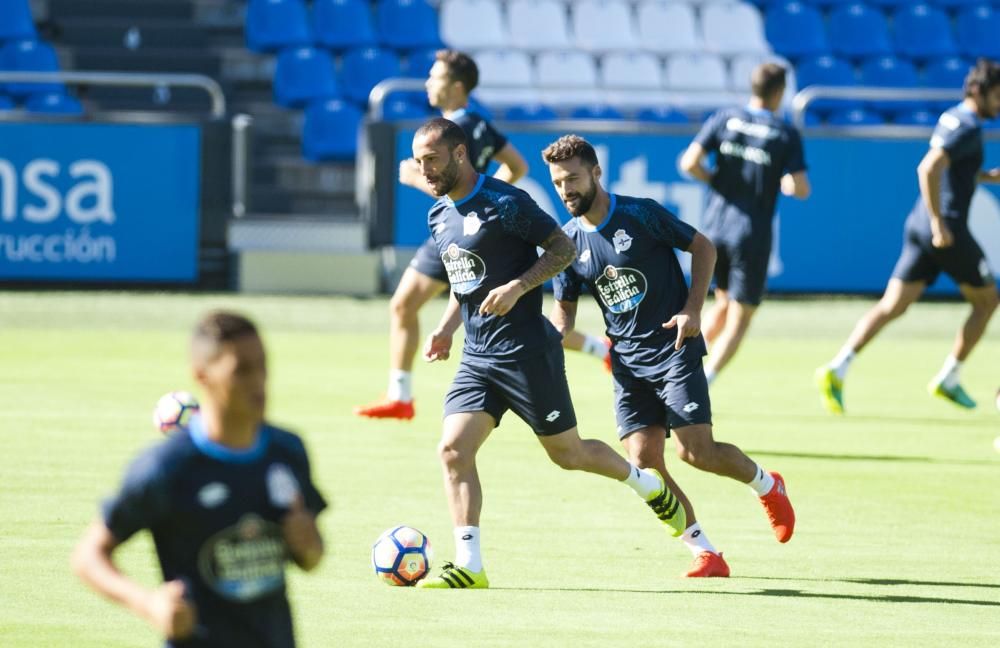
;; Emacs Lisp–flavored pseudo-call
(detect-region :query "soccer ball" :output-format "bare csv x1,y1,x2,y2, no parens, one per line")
371,526,433,586
152,391,199,434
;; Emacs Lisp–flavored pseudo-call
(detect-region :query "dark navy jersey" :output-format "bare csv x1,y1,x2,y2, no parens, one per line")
910,104,984,227
553,194,703,374
428,174,561,359
695,106,806,231
102,417,327,648
447,108,508,174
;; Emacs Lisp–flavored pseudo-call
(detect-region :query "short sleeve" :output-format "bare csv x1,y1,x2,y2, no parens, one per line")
930,114,979,161
101,448,171,543
784,128,807,175
497,192,558,246
635,200,696,251
289,438,328,516
693,111,725,152
553,263,584,302
485,121,508,154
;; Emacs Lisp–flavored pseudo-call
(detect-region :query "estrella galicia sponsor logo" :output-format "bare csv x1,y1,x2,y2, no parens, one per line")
198,514,286,602
442,243,486,295
595,265,647,313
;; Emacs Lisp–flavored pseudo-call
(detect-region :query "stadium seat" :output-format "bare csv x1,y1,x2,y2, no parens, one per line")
795,55,860,111
572,0,637,52
859,56,922,112
664,53,728,91
536,51,599,89
923,56,970,89
475,50,533,87
828,3,891,60
25,92,83,115
440,0,507,50
313,0,376,50
636,2,702,54
382,97,431,120
931,0,984,8
893,109,936,125
0,95,14,111
377,0,441,51
702,1,770,55
302,99,363,161
570,104,625,120
600,52,662,90
765,2,828,59
636,106,690,124
245,0,311,53
273,46,339,108
0,0,36,42
401,48,437,78
0,39,62,99
504,103,558,121
956,5,1000,59
893,4,956,60
827,108,885,125
508,0,571,50
341,47,402,104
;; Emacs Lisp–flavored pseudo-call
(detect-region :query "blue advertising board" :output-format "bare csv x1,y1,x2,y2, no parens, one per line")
394,128,1000,296
0,122,201,282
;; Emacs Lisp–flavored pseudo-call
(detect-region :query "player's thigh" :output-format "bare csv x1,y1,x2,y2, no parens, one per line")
395,251,448,310
658,343,713,431
725,299,758,329
441,411,497,457
621,425,668,464
959,281,999,310
670,423,715,458
444,361,508,431
613,370,669,441
492,345,578,436
881,277,926,314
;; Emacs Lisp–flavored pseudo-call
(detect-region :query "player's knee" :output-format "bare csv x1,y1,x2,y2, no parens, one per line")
546,446,583,471
389,291,418,323
437,439,472,470
973,290,999,314
878,298,909,319
675,439,715,471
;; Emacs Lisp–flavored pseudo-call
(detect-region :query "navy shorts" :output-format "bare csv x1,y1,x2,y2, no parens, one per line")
892,219,993,288
612,340,713,439
409,237,449,283
444,344,578,436
712,235,770,306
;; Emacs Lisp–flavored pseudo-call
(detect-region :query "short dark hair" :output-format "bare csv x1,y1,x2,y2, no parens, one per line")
414,117,467,151
964,58,1000,97
751,63,787,99
435,49,479,93
191,310,259,364
541,134,599,168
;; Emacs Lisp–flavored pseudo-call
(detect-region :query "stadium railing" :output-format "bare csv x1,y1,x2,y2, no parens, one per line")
790,86,963,131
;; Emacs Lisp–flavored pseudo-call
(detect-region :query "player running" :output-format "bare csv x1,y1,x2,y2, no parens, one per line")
411,118,685,589
545,135,796,576
72,311,326,647
816,59,1000,414
356,50,608,422
679,62,811,384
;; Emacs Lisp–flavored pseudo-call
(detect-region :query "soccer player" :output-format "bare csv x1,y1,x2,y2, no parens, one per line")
679,63,811,384
816,59,1000,414
544,135,797,576
72,311,326,647
355,50,609,421
411,118,686,589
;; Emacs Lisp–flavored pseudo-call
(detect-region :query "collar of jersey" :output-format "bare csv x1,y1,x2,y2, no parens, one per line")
446,173,485,208
577,193,616,233
744,105,772,118
443,108,467,120
188,415,270,463
955,103,981,124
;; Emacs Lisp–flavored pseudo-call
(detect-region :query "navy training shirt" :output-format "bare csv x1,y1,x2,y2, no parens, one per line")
447,108,508,174
694,106,806,234
909,104,984,227
553,194,705,375
428,174,562,360
102,417,327,648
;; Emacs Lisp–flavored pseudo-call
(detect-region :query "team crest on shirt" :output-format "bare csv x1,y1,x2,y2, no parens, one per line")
595,265,648,313
578,249,591,264
612,229,633,253
463,212,482,236
266,463,300,508
442,243,487,294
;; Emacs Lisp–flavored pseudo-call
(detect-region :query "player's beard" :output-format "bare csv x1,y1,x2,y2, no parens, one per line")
425,153,460,196
565,178,598,217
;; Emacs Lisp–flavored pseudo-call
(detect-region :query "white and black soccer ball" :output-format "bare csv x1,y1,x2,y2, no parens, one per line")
152,391,199,435
371,526,433,586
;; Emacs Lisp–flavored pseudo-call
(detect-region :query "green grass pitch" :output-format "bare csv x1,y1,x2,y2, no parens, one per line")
1,291,999,647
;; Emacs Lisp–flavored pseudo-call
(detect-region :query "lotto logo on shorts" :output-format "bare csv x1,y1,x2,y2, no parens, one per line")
545,410,561,422
683,402,699,413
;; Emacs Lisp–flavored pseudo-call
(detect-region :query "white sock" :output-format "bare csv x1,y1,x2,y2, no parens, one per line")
748,465,775,497
453,526,482,572
581,334,609,360
681,523,718,557
704,367,717,386
828,346,855,381
623,464,661,500
387,370,412,403
934,355,961,389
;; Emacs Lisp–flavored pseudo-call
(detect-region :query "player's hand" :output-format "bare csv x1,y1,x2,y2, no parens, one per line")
282,495,322,570
479,280,526,317
399,158,422,187
931,220,954,249
780,174,796,196
662,310,701,351
145,580,197,640
423,329,453,362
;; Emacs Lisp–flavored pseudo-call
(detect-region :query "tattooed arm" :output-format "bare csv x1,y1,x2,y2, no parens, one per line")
478,228,577,316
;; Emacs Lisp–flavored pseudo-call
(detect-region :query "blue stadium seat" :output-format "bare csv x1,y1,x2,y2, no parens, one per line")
931,0,984,8
341,47,402,104
636,106,690,124
956,5,1000,59
382,97,431,120
0,40,62,99
861,0,915,6
828,4,891,60
827,108,885,125
796,55,859,111
893,109,936,125
504,104,558,121
401,48,438,78
859,56,922,112
25,92,83,115
923,57,970,88
571,105,624,120
377,0,441,51
245,0,311,53
893,4,956,60
273,47,339,108
0,0,36,41
302,99,364,161
765,3,828,59
0,95,14,110
314,0,376,50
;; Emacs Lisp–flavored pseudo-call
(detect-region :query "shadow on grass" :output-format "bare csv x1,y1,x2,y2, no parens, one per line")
745,449,997,466
740,575,1000,590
